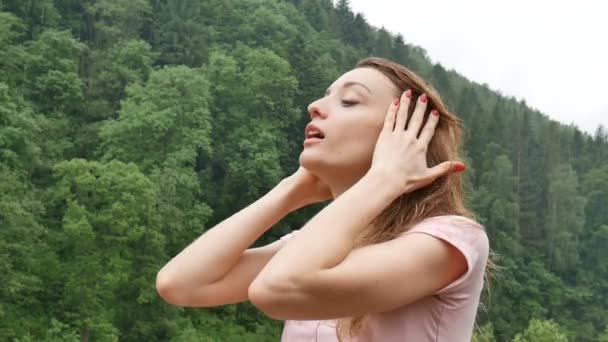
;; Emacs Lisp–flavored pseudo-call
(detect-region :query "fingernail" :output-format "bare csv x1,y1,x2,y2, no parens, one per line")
432,109,439,116
453,163,466,172
420,94,427,103
405,89,412,98
394,98,400,106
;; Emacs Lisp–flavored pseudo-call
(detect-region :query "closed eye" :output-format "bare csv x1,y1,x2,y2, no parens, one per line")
341,100,358,107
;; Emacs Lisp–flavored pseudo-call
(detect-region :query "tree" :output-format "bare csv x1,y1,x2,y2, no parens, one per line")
20,29,85,163
473,322,497,342
149,0,210,66
372,27,393,58
203,45,300,221
335,0,354,40
429,63,452,101
46,159,170,341
2,0,608,339
0,12,28,86
82,0,152,48
512,318,569,342
545,163,586,273
515,111,547,254
599,325,608,342
0,0,60,39
0,82,41,173
474,153,521,254
23,29,84,114
294,0,334,33
0,168,49,340
100,65,214,253
81,39,157,123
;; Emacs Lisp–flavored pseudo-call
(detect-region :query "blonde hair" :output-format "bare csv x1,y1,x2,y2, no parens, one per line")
334,57,493,340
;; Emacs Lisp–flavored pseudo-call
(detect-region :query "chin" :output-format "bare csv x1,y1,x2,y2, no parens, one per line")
299,153,320,170
299,153,363,178
299,151,330,173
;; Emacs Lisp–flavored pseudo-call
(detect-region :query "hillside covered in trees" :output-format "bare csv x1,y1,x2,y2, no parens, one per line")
1,0,607,341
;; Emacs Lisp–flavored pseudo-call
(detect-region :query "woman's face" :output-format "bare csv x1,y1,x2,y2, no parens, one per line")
300,67,398,177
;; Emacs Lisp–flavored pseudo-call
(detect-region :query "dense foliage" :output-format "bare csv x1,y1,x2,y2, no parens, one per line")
1,0,606,340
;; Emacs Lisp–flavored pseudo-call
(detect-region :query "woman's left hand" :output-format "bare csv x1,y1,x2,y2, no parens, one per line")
368,89,466,196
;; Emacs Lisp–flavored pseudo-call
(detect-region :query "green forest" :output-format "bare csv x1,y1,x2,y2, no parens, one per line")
0,0,606,341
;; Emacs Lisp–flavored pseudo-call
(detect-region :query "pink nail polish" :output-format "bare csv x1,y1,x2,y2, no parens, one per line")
405,89,412,98
394,98,400,106
432,109,439,116
420,94,427,103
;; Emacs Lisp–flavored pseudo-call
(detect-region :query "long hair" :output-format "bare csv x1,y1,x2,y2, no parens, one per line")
334,57,491,340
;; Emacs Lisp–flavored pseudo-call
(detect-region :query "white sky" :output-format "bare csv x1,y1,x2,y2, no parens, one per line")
348,0,608,135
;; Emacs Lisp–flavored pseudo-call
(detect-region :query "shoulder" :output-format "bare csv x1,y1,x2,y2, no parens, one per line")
408,215,489,253
404,215,489,295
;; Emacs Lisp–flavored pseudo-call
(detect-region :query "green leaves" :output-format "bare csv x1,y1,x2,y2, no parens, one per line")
84,0,152,48
203,46,300,213
100,64,214,254
546,163,586,272
47,159,168,340
100,65,212,170
512,319,569,342
1,0,607,340
22,29,84,114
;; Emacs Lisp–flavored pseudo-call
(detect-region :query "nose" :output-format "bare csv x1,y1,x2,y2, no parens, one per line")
307,98,326,120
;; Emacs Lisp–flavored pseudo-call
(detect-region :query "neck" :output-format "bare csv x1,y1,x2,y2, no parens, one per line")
315,167,370,200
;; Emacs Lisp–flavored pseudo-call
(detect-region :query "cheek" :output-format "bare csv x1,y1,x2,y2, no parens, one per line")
330,111,384,153
360,116,384,142
362,119,384,151
343,123,382,154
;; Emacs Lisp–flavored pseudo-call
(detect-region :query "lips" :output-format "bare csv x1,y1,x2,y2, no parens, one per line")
305,123,325,140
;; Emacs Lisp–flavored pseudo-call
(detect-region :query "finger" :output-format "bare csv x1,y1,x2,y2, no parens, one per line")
418,109,440,145
407,93,428,136
394,89,412,131
428,161,466,181
383,97,400,132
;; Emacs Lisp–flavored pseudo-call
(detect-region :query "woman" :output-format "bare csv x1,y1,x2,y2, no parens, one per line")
156,57,490,341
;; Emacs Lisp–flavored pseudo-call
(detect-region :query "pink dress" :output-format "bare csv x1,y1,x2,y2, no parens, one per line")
278,215,489,342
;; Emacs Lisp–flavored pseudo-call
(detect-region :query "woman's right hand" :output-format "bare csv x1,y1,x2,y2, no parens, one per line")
282,166,333,209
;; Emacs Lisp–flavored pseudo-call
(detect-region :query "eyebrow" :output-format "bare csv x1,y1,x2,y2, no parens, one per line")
325,81,372,96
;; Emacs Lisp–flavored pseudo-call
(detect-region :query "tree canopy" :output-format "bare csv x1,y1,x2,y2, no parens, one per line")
1,0,606,340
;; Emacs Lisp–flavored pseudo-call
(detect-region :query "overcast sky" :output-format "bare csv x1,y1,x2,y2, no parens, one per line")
348,0,608,135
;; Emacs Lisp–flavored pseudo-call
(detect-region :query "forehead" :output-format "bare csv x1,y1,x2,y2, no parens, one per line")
328,67,396,95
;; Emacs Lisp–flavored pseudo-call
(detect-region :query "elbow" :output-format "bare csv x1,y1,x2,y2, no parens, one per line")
155,269,188,306
248,283,280,319
248,281,270,307
248,277,298,320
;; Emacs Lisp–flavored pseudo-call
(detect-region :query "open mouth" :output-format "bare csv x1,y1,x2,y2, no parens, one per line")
304,123,325,144
306,132,325,139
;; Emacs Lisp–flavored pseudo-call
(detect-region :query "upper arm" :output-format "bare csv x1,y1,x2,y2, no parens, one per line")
249,233,469,320
173,239,286,307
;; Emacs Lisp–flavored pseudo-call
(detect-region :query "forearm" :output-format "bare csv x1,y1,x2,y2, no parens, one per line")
157,179,301,289
253,172,399,289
